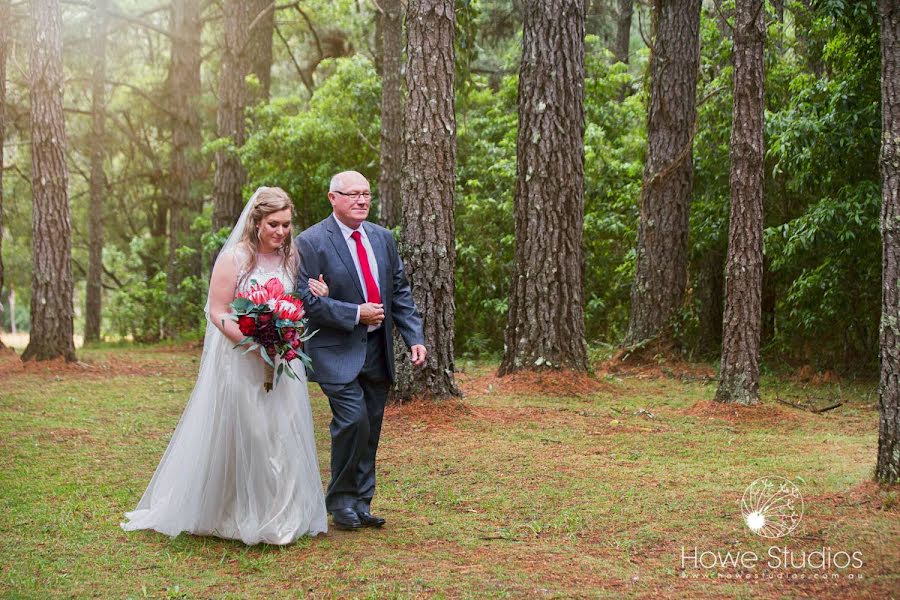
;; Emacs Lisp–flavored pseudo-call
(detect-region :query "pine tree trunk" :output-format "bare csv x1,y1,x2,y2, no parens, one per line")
614,0,633,64
761,256,776,345
374,7,384,76
213,0,251,234
378,0,403,229
624,0,701,346
394,0,459,400
138,200,167,343
0,0,8,347
715,0,765,406
22,0,75,362
165,0,204,336
84,0,108,344
696,247,725,356
498,0,588,376
877,0,900,484
248,0,274,103
382,0,404,393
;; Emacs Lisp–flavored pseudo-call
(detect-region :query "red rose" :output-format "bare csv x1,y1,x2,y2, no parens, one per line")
290,338,300,349
282,328,296,341
257,312,272,324
237,315,256,336
284,349,298,361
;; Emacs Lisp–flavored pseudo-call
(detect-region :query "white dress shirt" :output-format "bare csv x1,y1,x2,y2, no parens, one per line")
332,214,381,331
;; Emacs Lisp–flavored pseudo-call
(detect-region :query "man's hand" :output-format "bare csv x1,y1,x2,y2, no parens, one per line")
308,274,329,297
359,302,385,326
410,344,427,366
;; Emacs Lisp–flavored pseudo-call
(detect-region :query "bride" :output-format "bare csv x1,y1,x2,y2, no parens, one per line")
121,187,329,545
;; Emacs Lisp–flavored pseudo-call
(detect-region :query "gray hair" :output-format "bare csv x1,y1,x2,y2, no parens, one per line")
329,170,368,192
329,173,346,192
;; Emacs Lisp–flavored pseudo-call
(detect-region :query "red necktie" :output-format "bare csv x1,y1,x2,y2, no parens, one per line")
351,230,381,304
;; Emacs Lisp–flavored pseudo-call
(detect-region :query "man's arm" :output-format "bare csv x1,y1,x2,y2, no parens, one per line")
295,233,358,332
388,234,425,348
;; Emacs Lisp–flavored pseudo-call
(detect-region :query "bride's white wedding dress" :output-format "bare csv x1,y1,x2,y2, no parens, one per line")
121,250,328,545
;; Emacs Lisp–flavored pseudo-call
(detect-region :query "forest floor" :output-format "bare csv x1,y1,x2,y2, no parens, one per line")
0,344,897,599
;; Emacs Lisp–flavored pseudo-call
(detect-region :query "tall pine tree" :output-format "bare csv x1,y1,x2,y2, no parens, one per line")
84,0,109,343
212,0,252,234
395,0,459,399
0,0,8,349
877,0,900,483
624,0,702,347
164,0,204,336
716,0,766,405
499,0,589,375
378,0,403,229
22,0,75,362
248,0,274,103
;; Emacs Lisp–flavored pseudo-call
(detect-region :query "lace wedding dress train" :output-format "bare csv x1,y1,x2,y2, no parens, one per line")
121,252,327,545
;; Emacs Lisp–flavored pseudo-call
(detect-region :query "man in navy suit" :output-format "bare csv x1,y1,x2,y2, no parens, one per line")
294,171,426,530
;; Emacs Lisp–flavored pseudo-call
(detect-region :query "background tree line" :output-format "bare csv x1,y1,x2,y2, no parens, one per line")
1,0,897,481
2,0,879,366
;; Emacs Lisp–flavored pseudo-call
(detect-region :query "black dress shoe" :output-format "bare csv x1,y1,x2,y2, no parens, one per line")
357,511,386,527
331,508,363,530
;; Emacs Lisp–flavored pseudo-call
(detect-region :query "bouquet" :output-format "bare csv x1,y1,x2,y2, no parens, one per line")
226,277,316,391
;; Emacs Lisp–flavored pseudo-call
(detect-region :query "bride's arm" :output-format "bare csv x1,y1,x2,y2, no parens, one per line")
208,252,245,345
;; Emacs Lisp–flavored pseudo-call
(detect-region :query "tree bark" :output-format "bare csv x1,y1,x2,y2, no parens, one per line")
761,255,776,346
248,0,274,102
374,3,384,76
0,0,8,346
164,0,204,336
877,0,900,483
22,0,76,362
378,0,403,229
84,0,108,344
498,0,589,375
614,0,633,64
696,247,725,356
624,0,702,346
715,0,765,406
394,0,459,400
212,0,251,235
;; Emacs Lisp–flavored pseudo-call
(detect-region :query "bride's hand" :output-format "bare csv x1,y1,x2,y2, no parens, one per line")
308,274,329,297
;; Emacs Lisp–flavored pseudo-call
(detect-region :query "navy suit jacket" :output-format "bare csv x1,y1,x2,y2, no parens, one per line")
294,216,424,384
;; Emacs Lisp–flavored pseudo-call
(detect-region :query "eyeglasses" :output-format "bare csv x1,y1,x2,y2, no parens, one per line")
334,190,372,201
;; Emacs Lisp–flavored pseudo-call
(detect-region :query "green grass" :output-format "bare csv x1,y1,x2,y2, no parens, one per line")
0,346,897,598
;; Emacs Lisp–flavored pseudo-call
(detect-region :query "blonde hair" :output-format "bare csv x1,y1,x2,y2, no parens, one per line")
236,187,296,288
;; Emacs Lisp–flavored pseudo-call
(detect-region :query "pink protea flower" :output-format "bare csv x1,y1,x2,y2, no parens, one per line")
275,299,304,322
264,277,285,298
238,279,271,305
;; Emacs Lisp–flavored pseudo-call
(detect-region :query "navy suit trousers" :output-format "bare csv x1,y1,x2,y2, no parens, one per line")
318,330,390,512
